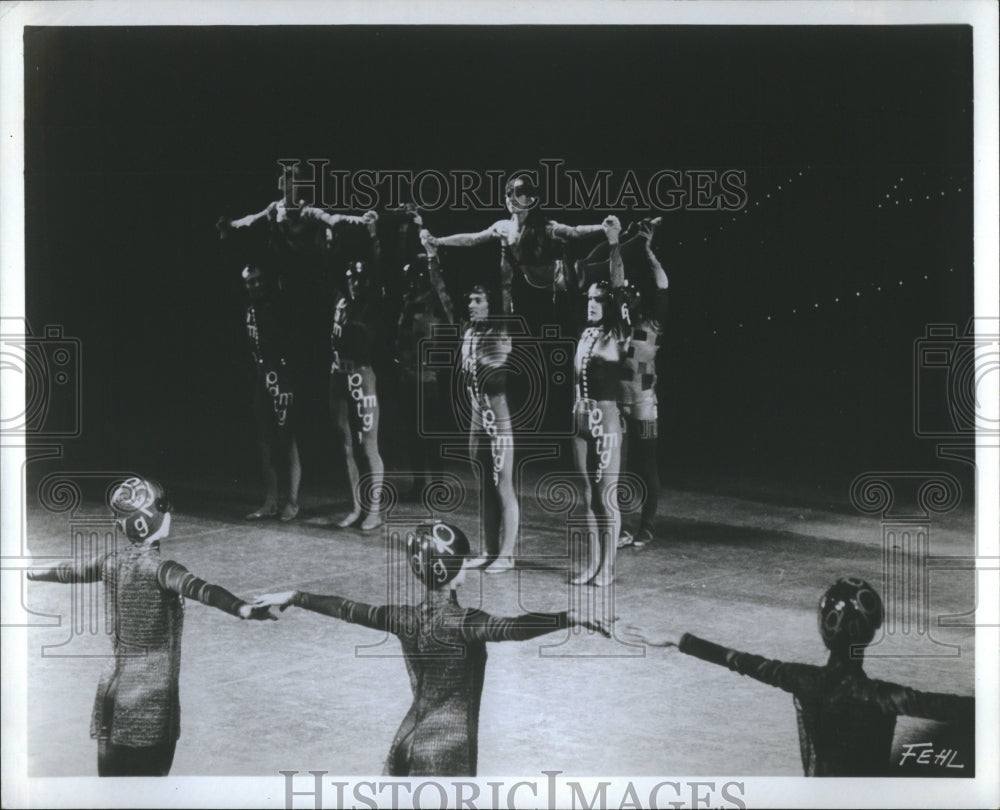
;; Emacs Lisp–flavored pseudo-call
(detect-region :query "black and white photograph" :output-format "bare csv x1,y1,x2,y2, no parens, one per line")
1,2,998,808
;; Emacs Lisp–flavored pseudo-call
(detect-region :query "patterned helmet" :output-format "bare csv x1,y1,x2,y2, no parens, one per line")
818,577,884,652
615,282,642,327
406,520,471,589
110,476,171,543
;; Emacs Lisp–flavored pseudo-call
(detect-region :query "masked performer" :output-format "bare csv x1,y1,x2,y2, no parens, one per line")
622,577,975,776
253,520,610,776
27,477,273,776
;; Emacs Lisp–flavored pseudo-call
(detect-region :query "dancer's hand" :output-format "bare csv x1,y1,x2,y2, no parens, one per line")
568,609,616,638
620,624,679,648
239,603,279,621
419,229,438,254
252,591,299,611
362,209,379,236
602,215,622,245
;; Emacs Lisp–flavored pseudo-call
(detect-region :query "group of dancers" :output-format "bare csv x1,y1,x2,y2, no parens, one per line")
29,478,974,777
27,164,974,780
220,166,671,585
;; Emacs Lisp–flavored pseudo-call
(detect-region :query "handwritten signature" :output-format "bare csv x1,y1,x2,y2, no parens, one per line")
898,742,965,769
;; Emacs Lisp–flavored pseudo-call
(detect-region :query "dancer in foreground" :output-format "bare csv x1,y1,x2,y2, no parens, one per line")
622,577,975,776
28,477,273,776
253,520,612,776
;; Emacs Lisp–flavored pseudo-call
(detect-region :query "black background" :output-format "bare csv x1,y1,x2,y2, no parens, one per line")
23,25,974,504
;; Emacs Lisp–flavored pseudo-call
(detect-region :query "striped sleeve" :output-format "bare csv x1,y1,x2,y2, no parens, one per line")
157,560,246,617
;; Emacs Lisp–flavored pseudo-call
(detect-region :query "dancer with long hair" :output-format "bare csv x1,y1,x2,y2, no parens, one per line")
571,215,629,586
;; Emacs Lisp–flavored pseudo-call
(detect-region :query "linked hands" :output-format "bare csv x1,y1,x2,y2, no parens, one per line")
620,624,681,648
239,603,280,621
602,215,622,245
252,590,299,612
567,609,617,638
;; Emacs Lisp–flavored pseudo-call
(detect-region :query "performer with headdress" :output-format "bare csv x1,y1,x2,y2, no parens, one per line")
252,520,611,776
27,477,274,776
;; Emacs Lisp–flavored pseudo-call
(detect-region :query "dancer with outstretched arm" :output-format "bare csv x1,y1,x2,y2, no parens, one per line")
253,520,611,776
424,176,607,317
622,577,975,776
27,477,274,776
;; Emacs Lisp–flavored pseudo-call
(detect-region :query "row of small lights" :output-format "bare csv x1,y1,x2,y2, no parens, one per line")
710,269,956,335
672,168,812,246
878,175,966,208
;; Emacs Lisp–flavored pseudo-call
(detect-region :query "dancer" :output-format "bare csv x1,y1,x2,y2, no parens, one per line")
571,215,628,586
252,520,611,776
394,242,455,499
242,263,302,521
424,176,607,316
455,275,518,574
27,477,273,776
622,577,976,776
615,219,669,549
328,259,385,530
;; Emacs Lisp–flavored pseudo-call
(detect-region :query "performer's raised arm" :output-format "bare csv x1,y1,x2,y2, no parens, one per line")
420,229,456,324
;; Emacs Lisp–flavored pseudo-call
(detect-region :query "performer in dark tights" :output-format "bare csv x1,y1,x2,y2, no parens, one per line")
394,241,455,499
424,176,607,316
571,216,628,587
623,577,975,776
614,220,669,549
327,258,386,530
243,264,302,521
457,280,518,574
27,477,273,776
252,520,611,776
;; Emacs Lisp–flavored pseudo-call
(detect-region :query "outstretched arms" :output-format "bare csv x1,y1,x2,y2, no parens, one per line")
253,590,398,633
301,206,378,234
460,608,613,644
425,223,503,249
217,202,277,238
157,560,274,620
27,554,107,584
